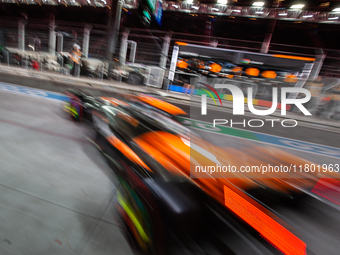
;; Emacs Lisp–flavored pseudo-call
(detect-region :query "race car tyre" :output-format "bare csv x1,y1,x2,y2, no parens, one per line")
64,94,83,122
116,178,164,255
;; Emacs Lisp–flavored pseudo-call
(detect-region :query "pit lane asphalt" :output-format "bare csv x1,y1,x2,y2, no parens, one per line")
0,91,134,255
1,88,340,255
0,90,278,255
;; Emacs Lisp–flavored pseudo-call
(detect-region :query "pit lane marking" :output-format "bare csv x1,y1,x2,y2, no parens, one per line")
181,117,340,159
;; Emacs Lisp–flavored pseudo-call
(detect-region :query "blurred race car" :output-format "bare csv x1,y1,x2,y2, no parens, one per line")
63,89,336,255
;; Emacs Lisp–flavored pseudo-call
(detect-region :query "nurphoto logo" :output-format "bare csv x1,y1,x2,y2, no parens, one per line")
200,84,312,128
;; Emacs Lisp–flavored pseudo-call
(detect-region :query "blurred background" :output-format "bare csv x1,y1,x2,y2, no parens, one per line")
0,1,340,255
1,0,340,119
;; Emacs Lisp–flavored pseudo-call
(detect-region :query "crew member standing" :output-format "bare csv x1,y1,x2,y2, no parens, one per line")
70,44,82,77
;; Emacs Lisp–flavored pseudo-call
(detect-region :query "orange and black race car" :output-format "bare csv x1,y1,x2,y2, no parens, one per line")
64,89,338,255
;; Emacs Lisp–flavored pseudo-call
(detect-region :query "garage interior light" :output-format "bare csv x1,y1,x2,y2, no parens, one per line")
291,4,304,9
217,0,227,4
252,2,264,7
332,8,340,12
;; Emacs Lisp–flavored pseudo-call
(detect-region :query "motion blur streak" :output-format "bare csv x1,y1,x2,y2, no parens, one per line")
106,135,152,172
100,97,130,106
138,94,187,115
63,103,77,117
116,204,148,252
0,117,88,143
312,178,340,206
224,185,306,255
117,191,150,242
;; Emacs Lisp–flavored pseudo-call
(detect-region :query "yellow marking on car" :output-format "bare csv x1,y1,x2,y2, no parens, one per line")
63,104,77,117
117,191,150,243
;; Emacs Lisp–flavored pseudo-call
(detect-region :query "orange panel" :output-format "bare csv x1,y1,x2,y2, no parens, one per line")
117,112,139,127
175,41,188,46
209,63,222,73
232,67,243,74
224,185,306,255
245,68,260,77
138,94,187,116
133,131,190,176
312,178,340,206
107,135,152,172
257,100,273,107
177,60,189,69
261,70,277,79
272,54,315,61
277,103,291,111
284,75,298,83
100,97,129,106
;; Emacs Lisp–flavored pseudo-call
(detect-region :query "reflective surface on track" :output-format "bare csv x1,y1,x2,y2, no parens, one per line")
1,88,340,255
0,91,133,255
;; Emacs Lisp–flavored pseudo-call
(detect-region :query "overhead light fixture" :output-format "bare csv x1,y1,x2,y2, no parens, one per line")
212,8,219,11
233,9,241,12
255,11,264,14
217,0,227,4
303,15,313,18
291,4,304,9
319,2,330,7
186,0,194,4
333,8,340,12
252,2,264,7
328,16,339,20
279,13,288,16
191,6,199,9
172,4,178,8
